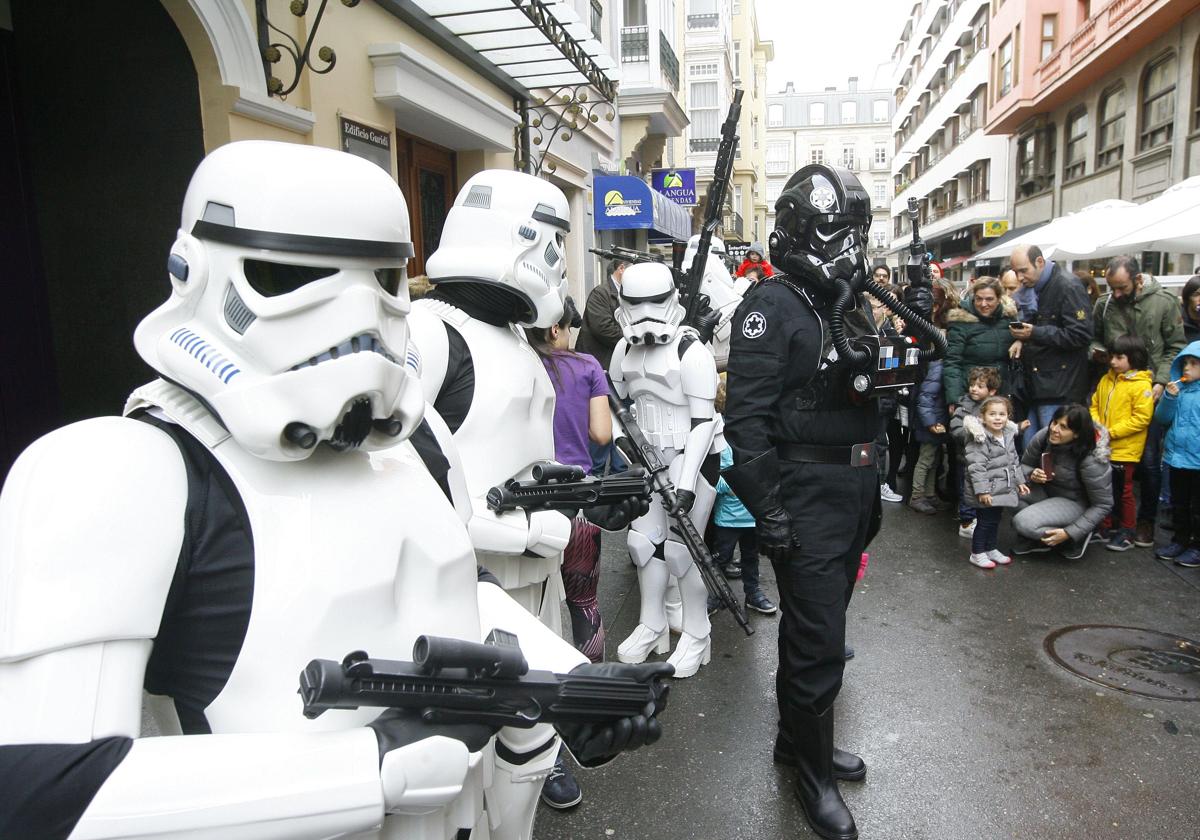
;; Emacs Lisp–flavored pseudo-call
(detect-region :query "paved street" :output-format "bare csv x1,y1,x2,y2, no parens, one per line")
534,503,1200,840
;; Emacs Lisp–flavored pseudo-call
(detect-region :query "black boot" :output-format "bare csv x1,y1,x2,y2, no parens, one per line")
773,726,866,781
786,706,858,840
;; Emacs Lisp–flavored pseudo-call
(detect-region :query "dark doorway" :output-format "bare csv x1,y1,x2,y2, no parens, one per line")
1,1,204,479
395,130,457,276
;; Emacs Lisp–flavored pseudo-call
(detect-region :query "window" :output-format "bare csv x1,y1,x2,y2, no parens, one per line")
1195,37,1200,131
841,145,855,168
810,147,825,165
873,182,887,204
733,43,741,79
591,0,603,39
874,144,887,166
1097,83,1125,168
767,180,784,203
1017,123,1055,198
768,103,784,127
623,0,647,27
1064,107,1087,182
1040,15,1057,61
689,62,717,77
873,99,888,122
689,81,719,138
841,101,857,123
1140,52,1177,151
874,231,887,249
810,102,825,125
767,140,790,173
998,36,1013,95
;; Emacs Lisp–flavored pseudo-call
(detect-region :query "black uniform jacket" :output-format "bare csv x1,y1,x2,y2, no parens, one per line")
1022,263,1093,404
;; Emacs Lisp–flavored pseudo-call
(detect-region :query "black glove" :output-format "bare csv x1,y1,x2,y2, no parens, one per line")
694,308,721,345
556,661,673,768
583,495,651,531
668,489,695,516
368,708,498,766
755,505,793,562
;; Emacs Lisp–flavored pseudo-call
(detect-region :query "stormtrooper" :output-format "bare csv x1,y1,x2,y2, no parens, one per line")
680,234,749,371
609,262,724,679
405,170,576,633
0,142,668,840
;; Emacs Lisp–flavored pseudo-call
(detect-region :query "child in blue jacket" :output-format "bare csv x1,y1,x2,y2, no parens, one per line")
713,377,776,614
1153,340,1200,567
909,358,950,515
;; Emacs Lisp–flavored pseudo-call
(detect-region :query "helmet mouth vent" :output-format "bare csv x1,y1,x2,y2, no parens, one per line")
290,333,399,371
329,398,373,452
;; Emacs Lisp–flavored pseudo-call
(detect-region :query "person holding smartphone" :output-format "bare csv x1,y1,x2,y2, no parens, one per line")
1011,405,1113,559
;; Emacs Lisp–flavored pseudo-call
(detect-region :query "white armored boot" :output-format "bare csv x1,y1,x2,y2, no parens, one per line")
617,554,671,663
664,555,711,678
664,574,683,634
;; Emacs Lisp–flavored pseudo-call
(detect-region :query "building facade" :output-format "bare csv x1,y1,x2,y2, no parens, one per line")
890,0,1009,282
765,78,896,268
729,0,773,249
986,0,1200,274
0,0,619,476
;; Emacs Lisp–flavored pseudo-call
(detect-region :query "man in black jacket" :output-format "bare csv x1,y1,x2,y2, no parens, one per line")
1008,244,1093,446
575,259,627,372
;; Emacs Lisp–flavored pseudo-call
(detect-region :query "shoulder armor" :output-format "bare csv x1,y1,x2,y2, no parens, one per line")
0,418,186,661
679,338,719,401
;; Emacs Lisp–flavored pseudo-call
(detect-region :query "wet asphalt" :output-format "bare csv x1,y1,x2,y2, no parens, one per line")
533,502,1200,840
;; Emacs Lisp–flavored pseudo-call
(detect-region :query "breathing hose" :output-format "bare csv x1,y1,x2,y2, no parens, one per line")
865,279,948,361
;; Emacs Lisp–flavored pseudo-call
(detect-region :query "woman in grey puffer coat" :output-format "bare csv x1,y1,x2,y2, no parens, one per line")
962,402,1028,568
1013,404,1113,559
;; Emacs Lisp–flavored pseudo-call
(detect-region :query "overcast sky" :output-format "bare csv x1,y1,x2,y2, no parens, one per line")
757,0,913,95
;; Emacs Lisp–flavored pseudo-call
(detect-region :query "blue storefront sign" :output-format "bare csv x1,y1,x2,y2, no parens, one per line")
593,175,691,243
650,168,698,206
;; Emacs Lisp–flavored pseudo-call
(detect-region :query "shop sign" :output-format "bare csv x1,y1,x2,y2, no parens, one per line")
650,168,698,206
982,219,1010,238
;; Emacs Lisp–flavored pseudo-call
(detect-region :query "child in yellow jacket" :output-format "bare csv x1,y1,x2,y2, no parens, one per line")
1090,335,1155,551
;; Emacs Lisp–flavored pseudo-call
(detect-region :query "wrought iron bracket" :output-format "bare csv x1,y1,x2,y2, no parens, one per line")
256,0,360,98
517,84,616,176
510,0,617,102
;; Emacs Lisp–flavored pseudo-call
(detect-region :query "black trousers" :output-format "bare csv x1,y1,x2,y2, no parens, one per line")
1171,467,1200,549
774,461,878,717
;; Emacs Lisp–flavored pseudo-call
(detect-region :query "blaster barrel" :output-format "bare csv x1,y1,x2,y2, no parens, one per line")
414,635,528,679
531,461,586,483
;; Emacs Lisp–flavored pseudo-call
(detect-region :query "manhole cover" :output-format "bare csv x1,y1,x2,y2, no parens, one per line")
1044,625,1200,701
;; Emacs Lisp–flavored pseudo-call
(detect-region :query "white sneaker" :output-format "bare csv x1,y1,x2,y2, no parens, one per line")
880,484,903,503
987,549,1012,566
969,552,996,569
958,519,976,538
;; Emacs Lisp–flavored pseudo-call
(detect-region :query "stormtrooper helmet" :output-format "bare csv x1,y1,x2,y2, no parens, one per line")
134,140,425,462
616,263,684,346
681,233,726,273
425,170,571,328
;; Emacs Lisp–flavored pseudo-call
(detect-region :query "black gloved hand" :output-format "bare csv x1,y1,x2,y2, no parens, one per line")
756,506,793,562
583,495,651,531
556,661,673,768
368,708,498,766
668,489,696,516
694,308,721,345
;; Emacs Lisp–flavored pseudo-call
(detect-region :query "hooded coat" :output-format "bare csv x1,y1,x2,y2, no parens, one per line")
1019,424,1114,542
962,414,1023,508
735,242,774,279
943,295,1017,403
914,359,949,443
1089,368,1154,463
1154,339,1200,470
1091,275,1187,386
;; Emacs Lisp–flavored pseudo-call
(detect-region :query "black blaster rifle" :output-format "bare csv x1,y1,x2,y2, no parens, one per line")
588,245,665,267
487,462,650,513
681,89,744,336
607,392,753,636
300,629,670,728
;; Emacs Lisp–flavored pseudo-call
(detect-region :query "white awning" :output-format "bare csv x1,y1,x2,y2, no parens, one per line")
414,0,617,98
971,200,1138,261
1098,177,1200,256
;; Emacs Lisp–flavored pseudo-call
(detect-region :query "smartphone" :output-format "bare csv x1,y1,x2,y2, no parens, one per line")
1041,452,1055,480
1009,321,1025,330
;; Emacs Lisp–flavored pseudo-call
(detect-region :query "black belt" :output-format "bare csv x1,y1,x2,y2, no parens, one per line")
778,442,878,468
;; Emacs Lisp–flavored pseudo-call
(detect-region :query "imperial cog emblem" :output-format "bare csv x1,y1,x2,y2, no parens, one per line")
810,187,836,211
742,311,767,339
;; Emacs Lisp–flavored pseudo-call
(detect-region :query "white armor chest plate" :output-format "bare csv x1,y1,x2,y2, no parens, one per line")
415,299,556,496
620,338,692,452
172,421,483,734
